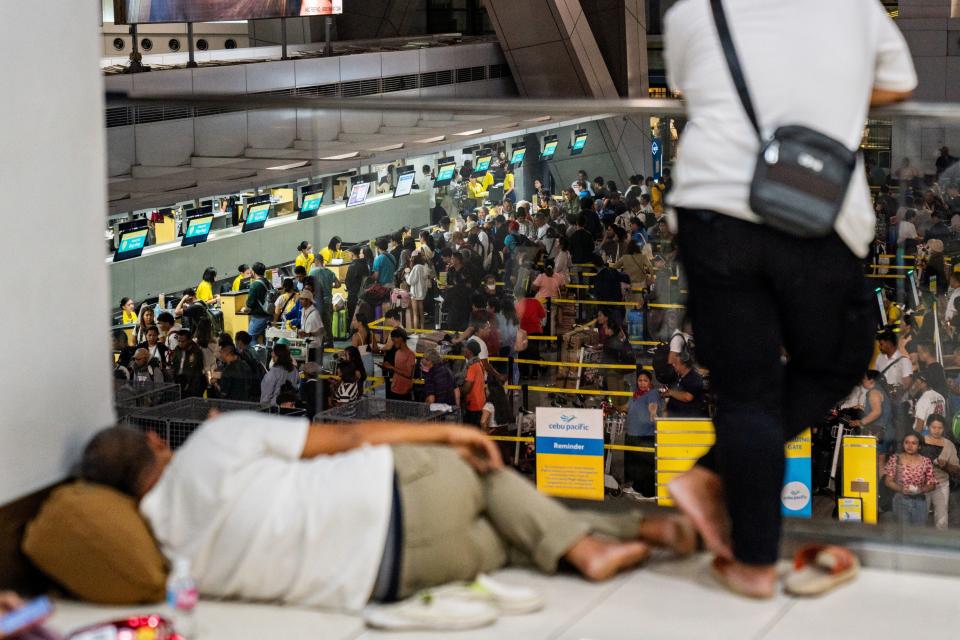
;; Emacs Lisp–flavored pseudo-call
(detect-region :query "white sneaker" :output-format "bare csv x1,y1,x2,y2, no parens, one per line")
364,593,498,631
428,574,545,615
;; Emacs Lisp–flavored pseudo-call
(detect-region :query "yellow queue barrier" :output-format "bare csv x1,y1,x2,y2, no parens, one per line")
655,418,716,507
840,435,878,524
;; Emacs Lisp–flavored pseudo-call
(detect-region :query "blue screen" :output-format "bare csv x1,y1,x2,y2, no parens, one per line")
118,232,147,253
301,192,323,212
185,220,212,238
572,135,588,151
510,148,526,164
541,140,558,158
247,204,270,224
436,164,456,181
474,155,492,172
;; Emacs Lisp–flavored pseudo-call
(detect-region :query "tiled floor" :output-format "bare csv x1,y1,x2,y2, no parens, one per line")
48,555,960,640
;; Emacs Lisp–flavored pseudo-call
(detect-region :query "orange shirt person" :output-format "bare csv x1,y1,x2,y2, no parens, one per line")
461,340,487,428
381,328,416,401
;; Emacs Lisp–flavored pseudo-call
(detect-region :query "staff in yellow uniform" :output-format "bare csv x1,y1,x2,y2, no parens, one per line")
295,241,315,273
481,168,495,192
120,297,138,324
232,264,252,292
320,236,345,265
468,174,486,200
196,267,218,303
503,167,517,204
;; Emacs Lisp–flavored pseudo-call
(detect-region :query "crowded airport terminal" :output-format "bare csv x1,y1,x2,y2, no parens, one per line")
6,0,960,638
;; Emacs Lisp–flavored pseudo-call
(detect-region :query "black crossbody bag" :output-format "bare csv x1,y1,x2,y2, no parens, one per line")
710,0,858,238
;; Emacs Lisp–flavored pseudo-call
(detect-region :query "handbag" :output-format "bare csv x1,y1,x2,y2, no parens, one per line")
710,0,858,238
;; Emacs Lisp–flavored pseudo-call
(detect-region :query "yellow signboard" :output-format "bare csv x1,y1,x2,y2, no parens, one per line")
841,435,878,524
536,407,605,501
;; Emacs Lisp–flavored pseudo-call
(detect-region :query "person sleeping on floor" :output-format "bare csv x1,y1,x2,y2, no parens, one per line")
78,413,696,611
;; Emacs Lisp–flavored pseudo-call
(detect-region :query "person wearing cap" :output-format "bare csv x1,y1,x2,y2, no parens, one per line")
298,289,324,345
913,372,946,433
381,328,415,401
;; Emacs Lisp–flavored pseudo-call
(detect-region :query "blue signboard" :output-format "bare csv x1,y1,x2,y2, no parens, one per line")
651,138,663,181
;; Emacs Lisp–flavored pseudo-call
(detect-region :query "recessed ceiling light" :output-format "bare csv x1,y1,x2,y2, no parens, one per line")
454,128,484,136
266,161,310,170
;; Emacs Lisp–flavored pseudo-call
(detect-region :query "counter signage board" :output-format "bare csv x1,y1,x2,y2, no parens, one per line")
536,407,604,501
782,428,813,518
652,139,663,181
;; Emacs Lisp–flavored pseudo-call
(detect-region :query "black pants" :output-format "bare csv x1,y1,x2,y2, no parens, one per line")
463,409,483,427
624,435,655,496
677,209,873,565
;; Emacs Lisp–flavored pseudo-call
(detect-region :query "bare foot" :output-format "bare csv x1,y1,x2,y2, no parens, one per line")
711,557,777,599
638,515,698,557
668,466,733,560
565,536,651,582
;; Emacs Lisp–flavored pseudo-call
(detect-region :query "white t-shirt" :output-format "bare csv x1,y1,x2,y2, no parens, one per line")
670,330,692,354
301,304,323,335
875,352,912,387
664,0,917,258
897,221,918,245
914,389,946,427
140,413,394,611
946,288,960,322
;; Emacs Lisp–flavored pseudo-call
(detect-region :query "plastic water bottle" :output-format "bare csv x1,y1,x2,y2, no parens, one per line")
166,557,198,639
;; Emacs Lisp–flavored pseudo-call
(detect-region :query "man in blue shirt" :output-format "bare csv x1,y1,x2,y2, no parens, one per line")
624,370,660,498
372,238,397,286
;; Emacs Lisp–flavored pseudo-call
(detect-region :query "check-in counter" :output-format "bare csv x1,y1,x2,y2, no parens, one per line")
220,291,249,336
109,189,430,303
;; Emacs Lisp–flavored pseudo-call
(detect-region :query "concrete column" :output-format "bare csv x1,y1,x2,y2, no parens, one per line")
0,1,114,503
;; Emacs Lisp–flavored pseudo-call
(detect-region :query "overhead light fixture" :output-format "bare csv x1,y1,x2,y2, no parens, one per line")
318,152,361,161
525,116,552,123
368,143,405,151
266,161,310,170
454,128,484,136
415,135,446,144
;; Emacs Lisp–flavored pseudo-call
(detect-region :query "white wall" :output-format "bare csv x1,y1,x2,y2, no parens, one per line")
0,1,114,504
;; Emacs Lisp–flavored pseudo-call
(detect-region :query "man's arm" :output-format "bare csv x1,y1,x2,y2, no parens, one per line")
870,89,912,106
301,421,503,472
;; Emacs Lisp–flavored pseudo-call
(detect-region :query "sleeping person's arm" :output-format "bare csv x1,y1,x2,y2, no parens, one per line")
300,422,503,472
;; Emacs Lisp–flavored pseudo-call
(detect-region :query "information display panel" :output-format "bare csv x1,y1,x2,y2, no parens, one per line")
509,147,527,166
299,187,324,220
182,212,214,247
571,129,589,155
434,157,457,187
113,227,149,262
393,172,416,198
541,137,559,159
347,182,371,207
242,202,271,232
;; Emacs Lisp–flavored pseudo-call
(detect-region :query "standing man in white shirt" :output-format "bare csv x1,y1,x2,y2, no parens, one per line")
875,331,913,392
663,0,916,598
912,373,946,432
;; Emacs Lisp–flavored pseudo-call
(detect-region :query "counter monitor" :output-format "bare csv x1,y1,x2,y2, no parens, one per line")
113,227,149,262
509,147,527,166
182,213,215,247
347,182,371,207
540,137,559,160
474,150,493,173
571,129,589,155
242,202,271,232
434,157,457,187
299,189,324,220
393,172,416,198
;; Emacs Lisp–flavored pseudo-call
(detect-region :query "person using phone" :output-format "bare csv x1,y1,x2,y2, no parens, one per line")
0,593,59,640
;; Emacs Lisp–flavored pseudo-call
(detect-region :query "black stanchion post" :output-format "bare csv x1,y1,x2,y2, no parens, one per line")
546,297,553,336
522,383,529,411
507,356,515,414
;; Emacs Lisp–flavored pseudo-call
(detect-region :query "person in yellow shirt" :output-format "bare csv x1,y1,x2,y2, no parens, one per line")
481,169,495,192
320,236,345,265
232,264,252,292
120,297,138,325
503,168,517,204
468,175,487,201
648,177,664,214
295,241,315,273
196,267,218,304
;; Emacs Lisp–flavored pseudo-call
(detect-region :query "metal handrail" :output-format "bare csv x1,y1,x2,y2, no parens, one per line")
103,93,960,122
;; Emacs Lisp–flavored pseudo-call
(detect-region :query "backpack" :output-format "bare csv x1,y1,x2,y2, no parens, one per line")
652,343,678,385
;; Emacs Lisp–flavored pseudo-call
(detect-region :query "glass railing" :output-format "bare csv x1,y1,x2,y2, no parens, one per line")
106,93,960,569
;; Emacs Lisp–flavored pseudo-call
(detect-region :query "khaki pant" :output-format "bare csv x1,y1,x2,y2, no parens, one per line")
926,480,950,530
392,445,644,598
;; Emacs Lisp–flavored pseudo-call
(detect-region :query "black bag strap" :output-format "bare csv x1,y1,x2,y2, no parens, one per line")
709,0,762,141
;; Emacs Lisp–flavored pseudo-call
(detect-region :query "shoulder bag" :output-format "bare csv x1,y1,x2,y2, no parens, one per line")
710,0,858,238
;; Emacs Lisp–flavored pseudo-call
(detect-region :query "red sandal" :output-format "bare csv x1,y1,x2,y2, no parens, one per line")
783,544,859,597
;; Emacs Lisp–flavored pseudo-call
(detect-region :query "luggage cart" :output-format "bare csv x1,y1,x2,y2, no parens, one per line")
603,408,627,496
